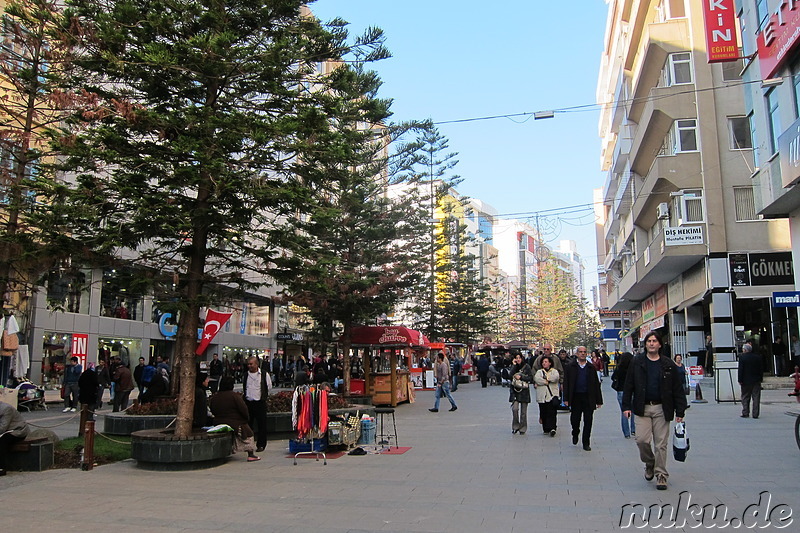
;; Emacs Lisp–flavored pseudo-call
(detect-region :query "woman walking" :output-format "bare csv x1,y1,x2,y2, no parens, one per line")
509,353,532,434
534,355,560,436
611,351,636,438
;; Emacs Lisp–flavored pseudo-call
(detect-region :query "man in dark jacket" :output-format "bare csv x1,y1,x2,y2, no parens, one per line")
563,346,603,451
622,331,687,491
112,363,134,412
738,343,763,419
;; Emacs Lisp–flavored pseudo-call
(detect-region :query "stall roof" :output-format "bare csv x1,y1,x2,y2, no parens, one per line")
348,326,429,347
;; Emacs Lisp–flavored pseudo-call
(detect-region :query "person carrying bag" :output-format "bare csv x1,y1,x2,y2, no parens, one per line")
533,355,560,436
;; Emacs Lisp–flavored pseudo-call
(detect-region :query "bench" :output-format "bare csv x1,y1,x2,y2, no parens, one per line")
7,437,54,472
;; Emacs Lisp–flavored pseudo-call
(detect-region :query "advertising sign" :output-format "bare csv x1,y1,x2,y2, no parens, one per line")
729,253,751,286
778,116,800,187
664,226,704,246
757,0,800,79
773,291,800,307
702,0,739,63
729,252,794,286
71,333,88,369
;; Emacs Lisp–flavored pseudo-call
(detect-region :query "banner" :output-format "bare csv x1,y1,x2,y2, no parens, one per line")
195,309,233,355
702,0,739,63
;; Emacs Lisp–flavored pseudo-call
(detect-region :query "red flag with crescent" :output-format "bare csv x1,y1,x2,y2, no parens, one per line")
195,309,233,355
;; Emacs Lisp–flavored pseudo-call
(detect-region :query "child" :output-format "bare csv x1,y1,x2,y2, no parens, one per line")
789,366,800,400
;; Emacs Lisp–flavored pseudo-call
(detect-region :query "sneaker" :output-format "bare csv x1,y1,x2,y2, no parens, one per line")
70,407,77,412
644,463,655,481
428,408,438,412
740,414,749,418
247,455,261,462
550,430,556,437
631,432,636,437
62,407,70,413
448,406,457,412
656,474,668,490
624,435,631,439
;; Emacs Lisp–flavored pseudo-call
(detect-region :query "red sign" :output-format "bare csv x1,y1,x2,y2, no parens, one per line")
758,0,800,78
349,326,428,347
71,333,88,369
702,0,739,63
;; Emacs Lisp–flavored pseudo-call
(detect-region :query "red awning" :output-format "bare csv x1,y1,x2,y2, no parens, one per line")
348,326,429,347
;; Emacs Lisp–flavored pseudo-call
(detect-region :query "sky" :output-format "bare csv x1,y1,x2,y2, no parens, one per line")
311,1,611,296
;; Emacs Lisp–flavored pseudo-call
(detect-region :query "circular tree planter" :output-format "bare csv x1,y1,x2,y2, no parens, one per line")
131,428,233,470
104,412,176,436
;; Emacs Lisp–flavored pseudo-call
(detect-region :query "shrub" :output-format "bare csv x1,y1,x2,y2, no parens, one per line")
126,398,178,415
265,390,350,412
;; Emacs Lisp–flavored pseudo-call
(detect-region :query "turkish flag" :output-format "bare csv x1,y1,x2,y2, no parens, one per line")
195,309,233,355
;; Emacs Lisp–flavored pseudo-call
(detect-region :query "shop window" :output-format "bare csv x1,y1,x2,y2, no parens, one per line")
46,268,90,314
100,268,143,320
41,332,71,386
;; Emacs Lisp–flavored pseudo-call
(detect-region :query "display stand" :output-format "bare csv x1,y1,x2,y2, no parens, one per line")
291,385,329,465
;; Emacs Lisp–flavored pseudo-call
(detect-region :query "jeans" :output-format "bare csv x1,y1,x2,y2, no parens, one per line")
434,381,456,410
616,390,635,437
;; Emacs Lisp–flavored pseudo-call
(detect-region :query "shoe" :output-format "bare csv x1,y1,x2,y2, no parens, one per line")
70,407,77,412
428,408,438,412
512,429,518,434
740,414,749,418
256,446,265,452
631,432,636,437
753,416,759,419
644,463,655,481
583,445,591,451
624,435,631,439
519,431,525,435
62,407,70,413
247,455,261,462
448,406,457,411
572,433,579,445
550,430,556,437
656,474,668,490
0,469,6,476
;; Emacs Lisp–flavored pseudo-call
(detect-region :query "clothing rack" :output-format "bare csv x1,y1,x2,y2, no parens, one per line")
291,385,329,464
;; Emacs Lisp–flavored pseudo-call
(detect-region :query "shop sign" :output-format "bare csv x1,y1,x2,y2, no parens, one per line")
71,333,88,369
778,116,800,187
276,332,304,342
757,0,800,79
748,252,794,286
655,286,668,318
158,312,177,338
729,253,750,286
702,0,739,63
668,276,684,308
773,291,800,307
664,226,704,246
641,294,656,322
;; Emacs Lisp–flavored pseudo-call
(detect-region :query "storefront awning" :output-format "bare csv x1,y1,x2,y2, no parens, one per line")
733,285,795,300
348,326,429,347
675,290,708,312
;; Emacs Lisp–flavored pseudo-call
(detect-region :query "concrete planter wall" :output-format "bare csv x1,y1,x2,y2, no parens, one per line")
104,413,176,436
131,429,233,470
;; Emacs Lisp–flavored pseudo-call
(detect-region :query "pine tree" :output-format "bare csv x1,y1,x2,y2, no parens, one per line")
36,0,391,436
531,260,580,347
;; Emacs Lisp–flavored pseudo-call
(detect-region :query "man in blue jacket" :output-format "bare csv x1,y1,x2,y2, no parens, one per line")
622,331,687,491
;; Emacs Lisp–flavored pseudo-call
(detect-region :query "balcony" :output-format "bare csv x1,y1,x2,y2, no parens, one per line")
631,152,702,227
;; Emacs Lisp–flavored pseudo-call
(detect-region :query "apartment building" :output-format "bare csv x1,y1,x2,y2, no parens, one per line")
597,0,791,372
737,0,800,371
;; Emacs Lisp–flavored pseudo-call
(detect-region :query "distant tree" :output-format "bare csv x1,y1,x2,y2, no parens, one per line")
567,304,602,350
36,0,391,436
530,259,579,347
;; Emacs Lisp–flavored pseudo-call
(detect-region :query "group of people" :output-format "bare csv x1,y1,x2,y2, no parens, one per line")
499,334,687,491
61,354,173,414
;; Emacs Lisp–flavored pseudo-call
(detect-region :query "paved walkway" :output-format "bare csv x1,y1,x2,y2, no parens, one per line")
3,380,800,532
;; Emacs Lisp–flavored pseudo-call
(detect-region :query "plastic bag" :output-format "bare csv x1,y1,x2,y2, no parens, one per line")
672,421,689,462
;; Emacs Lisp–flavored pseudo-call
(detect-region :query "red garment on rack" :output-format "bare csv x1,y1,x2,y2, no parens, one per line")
319,390,328,433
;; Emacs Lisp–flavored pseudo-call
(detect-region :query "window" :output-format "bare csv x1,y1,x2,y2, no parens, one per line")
750,113,760,168
766,88,781,154
728,116,752,149
674,189,705,224
722,57,744,81
793,61,800,119
666,52,693,85
756,0,769,33
676,119,698,152
734,186,758,221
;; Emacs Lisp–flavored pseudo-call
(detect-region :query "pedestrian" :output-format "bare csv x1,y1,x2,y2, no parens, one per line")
429,352,457,412
209,352,223,393
533,354,560,436
592,349,605,383
0,401,30,476
209,376,260,462
112,363,134,412
532,344,564,377
62,356,82,412
477,354,490,388
193,372,210,429
243,355,269,452
601,350,610,376
788,365,800,401
78,363,98,416
508,353,532,434
772,336,788,376
95,359,111,409
622,331,687,491
674,354,690,396
564,346,603,451
704,334,714,377
451,354,462,391
738,343,763,419
611,351,636,439
133,356,146,395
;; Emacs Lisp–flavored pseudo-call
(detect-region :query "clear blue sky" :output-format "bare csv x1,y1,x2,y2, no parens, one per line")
311,1,610,296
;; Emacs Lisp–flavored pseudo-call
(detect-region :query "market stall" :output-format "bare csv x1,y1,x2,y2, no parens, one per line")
348,326,428,407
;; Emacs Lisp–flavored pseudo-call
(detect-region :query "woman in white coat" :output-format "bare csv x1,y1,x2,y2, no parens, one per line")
533,355,560,436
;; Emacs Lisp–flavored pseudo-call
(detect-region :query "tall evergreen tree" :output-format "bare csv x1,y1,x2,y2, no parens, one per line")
531,259,580,347
36,0,391,436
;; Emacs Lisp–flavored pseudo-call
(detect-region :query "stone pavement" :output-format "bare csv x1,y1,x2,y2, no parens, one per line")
3,380,800,532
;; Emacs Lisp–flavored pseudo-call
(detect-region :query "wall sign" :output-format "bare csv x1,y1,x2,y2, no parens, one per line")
729,252,794,287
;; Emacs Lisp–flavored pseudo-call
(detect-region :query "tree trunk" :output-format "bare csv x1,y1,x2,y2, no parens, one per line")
341,321,351,396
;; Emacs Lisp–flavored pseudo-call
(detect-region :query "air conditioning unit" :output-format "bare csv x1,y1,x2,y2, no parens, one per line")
657,202,670,220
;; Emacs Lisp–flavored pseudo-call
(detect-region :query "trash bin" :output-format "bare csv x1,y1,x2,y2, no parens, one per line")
357,419,376,445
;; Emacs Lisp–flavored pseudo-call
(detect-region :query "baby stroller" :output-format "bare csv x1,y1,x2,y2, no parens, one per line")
16,379,47,411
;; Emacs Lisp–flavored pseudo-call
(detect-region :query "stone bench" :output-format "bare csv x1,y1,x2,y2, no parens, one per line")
7,437,54,472
131,428,233,470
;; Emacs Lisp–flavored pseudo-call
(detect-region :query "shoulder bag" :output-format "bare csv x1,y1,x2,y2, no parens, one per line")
544,371,560,406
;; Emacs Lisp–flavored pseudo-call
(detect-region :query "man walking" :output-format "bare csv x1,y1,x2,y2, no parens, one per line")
62,356,82,412
622,331,687,491
243,356,269,452
429,352,457,412
738,343,763,419
112,363,134,412
563,346,603,451
451,354,462,392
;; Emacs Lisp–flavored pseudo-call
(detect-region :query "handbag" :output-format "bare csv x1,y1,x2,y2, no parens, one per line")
511,375,528,390
672,421,689,462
